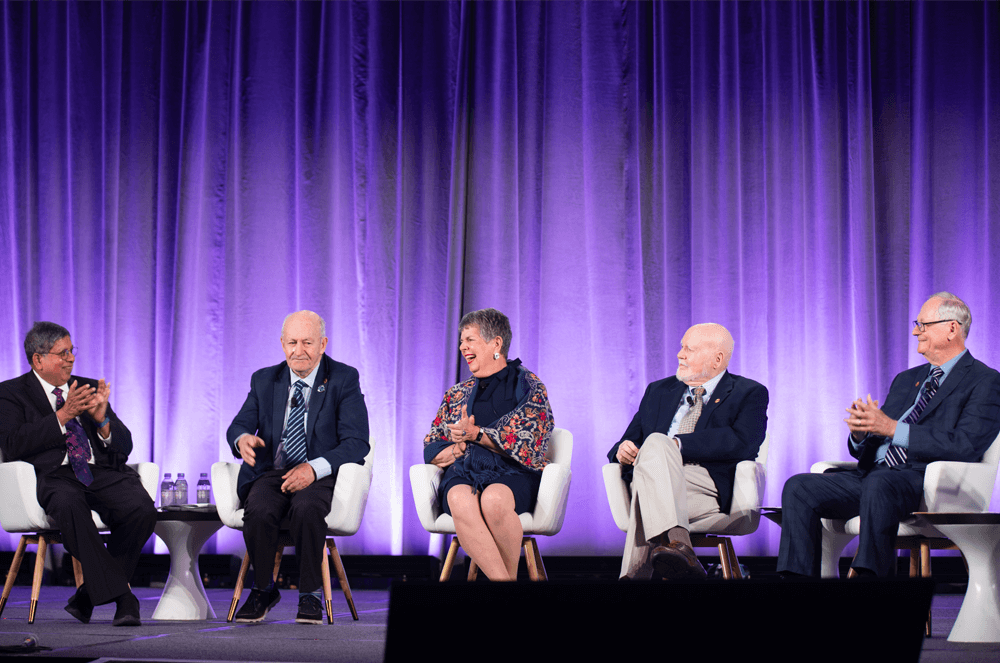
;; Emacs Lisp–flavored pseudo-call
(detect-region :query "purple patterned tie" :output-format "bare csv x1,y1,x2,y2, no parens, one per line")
884,366,944,467
53,388,95,486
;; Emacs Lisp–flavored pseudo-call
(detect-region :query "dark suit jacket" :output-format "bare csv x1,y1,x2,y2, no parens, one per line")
852,351,1000,472
607,371,768,514
0,371,134,476
227,354,370,502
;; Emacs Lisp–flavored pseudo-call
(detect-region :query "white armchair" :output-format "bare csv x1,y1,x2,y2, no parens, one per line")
410,427,573,581
0,456,159,623
212,440,375,624
811,430,1000,579
602,434,769,579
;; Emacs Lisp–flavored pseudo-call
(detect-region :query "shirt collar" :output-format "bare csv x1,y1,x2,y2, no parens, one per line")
931,348,966,385
685,369,726,400
289,362,320,390
33,370,67,394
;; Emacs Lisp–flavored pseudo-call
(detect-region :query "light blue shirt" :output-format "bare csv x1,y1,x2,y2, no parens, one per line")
667,370,727,449
872,349,967,462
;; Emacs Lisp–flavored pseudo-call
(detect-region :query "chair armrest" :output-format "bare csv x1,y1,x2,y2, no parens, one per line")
602,463,630,533
923,460,994,512
728,459,766,517
530,462,572,535
211,461,244,528
811,461,858,474
0,461,50,532
326,461,373,535
129,462,160,501
409,464,444,531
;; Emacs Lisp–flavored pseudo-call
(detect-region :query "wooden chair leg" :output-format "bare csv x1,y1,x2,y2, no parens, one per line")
319,541,334,624
726,538,743,579
440,537,460,582
909,548,920,577
467,557,479,581
0,535,28,618
271,549,284,583
717,541,732,580
28,535,47,624
227,552,251,622
327,539,358,621
922,541,932,636
523,537,547,581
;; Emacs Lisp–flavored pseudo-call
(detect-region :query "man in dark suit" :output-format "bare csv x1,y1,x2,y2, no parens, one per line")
227,310,369,624
778,292,1000,577
0,322,155,626
608,323,768,580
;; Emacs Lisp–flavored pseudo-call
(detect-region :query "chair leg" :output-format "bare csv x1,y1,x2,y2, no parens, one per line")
28,535,47,624
227,552,251,622
0,535,28,618
467,557,479,582
921,540,932,637
717,541,732,580
440,537,460,582
271,549,284,584
319,541,334,624
726,538,743,579
523,537,547,581
327,539,358,621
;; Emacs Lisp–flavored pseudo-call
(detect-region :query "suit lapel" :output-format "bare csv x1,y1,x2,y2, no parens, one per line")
661,380,688,430
695,372,733,431
24,371,55,416
272,365,291,442
917,352,973,421
306,358,329,442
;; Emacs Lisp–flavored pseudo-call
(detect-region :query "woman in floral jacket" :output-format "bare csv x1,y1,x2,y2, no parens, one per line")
423,308,554,581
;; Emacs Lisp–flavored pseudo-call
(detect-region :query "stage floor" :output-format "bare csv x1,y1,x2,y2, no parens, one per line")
0,585,998,662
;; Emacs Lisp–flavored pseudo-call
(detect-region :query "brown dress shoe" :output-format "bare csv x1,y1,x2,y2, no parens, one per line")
651,541,707,580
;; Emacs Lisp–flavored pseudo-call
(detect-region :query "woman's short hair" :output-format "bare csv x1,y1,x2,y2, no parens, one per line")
459,308,512,357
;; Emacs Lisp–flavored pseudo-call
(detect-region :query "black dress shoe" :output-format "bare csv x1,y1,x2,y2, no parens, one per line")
65,584,93,624
295,594,324,625
234,587,282,623
112,591,141,627
651,541,708,580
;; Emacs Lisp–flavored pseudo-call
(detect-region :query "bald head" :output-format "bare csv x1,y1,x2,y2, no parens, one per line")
281,310,328,378
676,323,734,386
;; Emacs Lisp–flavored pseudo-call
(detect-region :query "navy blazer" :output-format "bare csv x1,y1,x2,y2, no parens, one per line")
0,371,134,474
226,354,370,502
607,371,768,514
852,351,1000,471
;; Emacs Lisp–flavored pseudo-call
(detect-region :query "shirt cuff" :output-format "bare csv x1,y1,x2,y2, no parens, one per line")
892,422,910,449
308,457,332,480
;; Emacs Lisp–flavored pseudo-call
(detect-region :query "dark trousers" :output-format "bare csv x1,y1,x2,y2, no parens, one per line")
242,470,335,593
777,465,924,577
36,464,157,605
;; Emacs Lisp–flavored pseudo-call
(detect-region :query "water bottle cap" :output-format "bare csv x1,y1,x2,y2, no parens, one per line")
178,473,185,477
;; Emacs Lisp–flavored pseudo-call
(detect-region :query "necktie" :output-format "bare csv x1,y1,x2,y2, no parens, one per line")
53,388,94,486
279,380,308,468
884,366,944,467
676,387,707,435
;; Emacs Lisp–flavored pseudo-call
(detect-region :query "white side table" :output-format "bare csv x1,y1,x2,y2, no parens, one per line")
152,508,222,620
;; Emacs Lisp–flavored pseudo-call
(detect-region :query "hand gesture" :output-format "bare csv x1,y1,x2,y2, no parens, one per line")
57,380,98,426
238,434,266,467
86,379,110,424
281,463,316,494
844,394,898,438
616,439,639,465
446,405,479,444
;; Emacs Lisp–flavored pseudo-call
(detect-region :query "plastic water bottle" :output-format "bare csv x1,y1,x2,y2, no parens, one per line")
160,473,174,507
196,473,211,505
175,473,188,505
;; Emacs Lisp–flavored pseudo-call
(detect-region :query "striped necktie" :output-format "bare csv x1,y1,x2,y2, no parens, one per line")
884,366,944,466
279,380,308,468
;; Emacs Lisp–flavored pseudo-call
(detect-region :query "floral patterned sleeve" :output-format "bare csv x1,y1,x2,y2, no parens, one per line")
479,372,553,472
422,383,470,464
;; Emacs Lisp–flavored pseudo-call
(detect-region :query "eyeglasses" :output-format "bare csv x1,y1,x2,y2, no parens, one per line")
913,320,955,333
37,346,78,359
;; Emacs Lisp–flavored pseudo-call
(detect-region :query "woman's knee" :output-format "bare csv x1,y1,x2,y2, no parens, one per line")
480,485,516,523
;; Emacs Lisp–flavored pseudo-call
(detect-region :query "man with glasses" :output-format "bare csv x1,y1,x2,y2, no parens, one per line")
778,293,1000,577
0,322,156,625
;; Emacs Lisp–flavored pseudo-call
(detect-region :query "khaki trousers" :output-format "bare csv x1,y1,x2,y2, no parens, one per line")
620,433,720,579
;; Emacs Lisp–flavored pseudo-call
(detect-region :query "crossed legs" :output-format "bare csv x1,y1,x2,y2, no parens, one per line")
448,484,522,581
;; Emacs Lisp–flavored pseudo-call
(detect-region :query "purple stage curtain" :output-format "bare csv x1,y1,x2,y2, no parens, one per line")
1,1,998,559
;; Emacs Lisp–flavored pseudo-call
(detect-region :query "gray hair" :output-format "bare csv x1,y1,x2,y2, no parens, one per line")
932,291,971,339
24,321,70,364
281,310,326,338
459,308,512,357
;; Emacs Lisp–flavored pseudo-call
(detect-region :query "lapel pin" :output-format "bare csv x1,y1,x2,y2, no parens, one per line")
915,382,920,387
318,384,326,393
714,398,720,403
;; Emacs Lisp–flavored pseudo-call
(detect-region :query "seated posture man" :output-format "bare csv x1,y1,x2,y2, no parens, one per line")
0,322,156,626
608,323,768,580
228,310,369,624
778,292,1000,577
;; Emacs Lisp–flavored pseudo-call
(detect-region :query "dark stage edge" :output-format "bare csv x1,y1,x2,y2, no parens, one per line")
0,585,998,663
